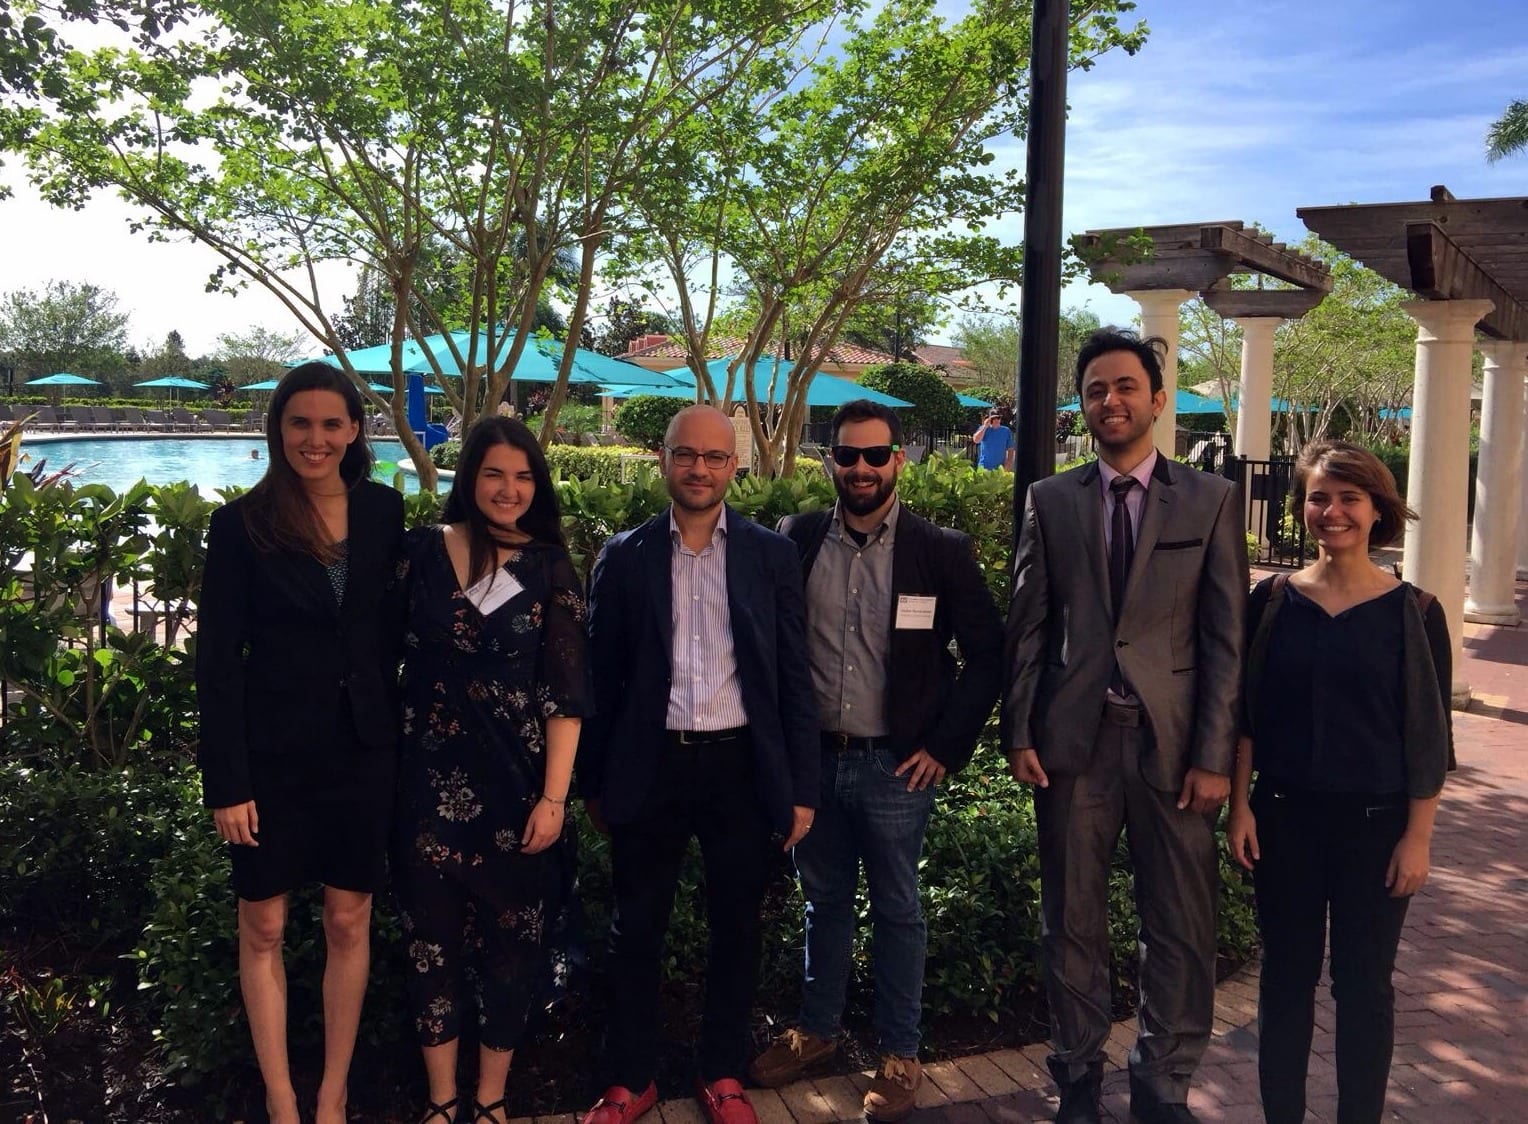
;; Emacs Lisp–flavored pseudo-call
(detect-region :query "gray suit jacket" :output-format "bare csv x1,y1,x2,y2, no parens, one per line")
1002,456,1247,790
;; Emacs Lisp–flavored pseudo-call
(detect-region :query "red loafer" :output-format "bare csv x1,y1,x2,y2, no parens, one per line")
581,1082,658,1124
694,1077,757,1124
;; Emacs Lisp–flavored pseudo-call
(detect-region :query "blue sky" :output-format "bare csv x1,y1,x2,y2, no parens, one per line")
3,0,1526,355
1049,0,1528,327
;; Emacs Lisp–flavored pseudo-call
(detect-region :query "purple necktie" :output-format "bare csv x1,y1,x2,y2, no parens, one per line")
1109,476,1137,622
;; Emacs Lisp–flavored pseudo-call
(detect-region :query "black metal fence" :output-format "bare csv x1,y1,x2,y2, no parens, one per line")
1223,455,1306,568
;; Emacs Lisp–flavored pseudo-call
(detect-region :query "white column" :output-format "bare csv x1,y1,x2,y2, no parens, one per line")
1127,289,1194,459
1231,317,1280,460
1465,340,1527,625
1401,299,1493,707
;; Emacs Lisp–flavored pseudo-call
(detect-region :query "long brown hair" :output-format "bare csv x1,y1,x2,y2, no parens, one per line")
243,362,373,561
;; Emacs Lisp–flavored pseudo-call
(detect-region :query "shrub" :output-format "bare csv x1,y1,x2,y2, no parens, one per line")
545,444,651,486
614,395,686,449
429,438,461,470
859,363,965,441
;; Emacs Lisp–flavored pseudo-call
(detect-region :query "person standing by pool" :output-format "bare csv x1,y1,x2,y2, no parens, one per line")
196,362,405,1124
393,417,587,1124
1229,441,1451,1124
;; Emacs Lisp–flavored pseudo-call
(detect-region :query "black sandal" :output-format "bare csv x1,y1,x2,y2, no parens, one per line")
474,1098,509,1123
417,1096,461,1124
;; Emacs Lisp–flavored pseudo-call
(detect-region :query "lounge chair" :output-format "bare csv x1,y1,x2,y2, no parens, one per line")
172,408,210,432
0,404,14,424
142,409,172,432
202,409,234,432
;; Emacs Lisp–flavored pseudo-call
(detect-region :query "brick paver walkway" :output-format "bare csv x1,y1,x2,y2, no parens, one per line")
520,584,1528,1124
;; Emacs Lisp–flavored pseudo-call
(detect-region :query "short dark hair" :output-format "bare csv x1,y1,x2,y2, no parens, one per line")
443,416,565,585
829,399,903,446
1074,327,1167,397
1293,440,1416,550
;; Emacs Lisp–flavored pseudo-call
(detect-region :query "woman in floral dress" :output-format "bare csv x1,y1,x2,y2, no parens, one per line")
394,417,587,1124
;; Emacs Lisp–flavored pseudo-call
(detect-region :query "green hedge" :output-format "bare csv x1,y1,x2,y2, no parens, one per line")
0,461,1257,1101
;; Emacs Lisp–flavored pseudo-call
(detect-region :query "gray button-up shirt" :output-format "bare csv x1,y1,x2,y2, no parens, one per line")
666,510,748,732
805,500,898,736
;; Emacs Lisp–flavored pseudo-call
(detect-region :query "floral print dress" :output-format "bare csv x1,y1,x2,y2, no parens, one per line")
393,527,589,1050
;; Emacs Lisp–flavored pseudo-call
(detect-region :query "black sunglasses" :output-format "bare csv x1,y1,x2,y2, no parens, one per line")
830,444,900,468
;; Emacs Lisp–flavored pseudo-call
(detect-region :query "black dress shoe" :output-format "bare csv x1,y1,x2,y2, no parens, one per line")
1054,1075,1102,1124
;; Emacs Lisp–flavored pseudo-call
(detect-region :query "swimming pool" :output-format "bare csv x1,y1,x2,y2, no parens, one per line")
18,436,414,494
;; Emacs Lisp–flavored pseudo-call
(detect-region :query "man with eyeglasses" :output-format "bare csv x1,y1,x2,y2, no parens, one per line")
750,399,1003,1121
580,404,819,1124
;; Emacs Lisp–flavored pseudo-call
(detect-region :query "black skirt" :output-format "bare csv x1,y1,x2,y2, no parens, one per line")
230,717,397,902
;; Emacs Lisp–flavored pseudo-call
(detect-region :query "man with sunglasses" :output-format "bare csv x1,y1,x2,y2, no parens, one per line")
581,405,819,1124
1003,329,1246,1124
751,400,1003,1121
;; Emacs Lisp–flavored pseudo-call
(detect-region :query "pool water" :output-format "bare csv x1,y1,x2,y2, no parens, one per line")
19,437,413,495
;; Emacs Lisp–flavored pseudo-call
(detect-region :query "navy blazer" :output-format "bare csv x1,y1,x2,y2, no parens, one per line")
580,505,820,834
778,506,1004,773
196,479,405,808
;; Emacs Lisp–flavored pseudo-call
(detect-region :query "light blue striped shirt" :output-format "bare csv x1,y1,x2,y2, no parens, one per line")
666,510,748,731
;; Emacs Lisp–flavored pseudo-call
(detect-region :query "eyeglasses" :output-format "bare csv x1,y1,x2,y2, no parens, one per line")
830,444,900,468
665,446,734,469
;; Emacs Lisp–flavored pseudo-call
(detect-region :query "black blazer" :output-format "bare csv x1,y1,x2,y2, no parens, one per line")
196,480,405,808
580,505,820,835
778,506,1004,774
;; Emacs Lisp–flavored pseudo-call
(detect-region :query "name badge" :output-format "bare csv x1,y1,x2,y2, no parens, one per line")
895,594,937,630
464,570,524,616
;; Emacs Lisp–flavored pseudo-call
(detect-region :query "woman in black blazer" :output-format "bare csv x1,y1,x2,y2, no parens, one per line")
196,362,404,1124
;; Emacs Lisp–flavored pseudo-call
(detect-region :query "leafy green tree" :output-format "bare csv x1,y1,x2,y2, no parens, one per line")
609,0,1146,474
0,279,132,382
1486,99,1528,162
952,307,1102,400
2,0,836,488
216,325,308,385
858,362,964,447
135,329,192,382
590,297,677,357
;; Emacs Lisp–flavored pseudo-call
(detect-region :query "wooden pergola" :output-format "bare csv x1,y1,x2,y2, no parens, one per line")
1299,186,1528,342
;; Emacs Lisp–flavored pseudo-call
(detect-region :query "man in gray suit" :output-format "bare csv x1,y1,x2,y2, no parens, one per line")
1004,328,1247,1124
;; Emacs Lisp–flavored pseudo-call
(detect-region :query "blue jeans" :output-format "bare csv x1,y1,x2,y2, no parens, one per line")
793,743,935,1059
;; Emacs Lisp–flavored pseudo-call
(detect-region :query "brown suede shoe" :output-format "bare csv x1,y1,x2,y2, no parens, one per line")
863,1056,921,1122
747,1028,837,1088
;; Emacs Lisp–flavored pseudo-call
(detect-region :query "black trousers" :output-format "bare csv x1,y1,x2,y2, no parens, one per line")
605,736,773,1088
1251,780,1412,1124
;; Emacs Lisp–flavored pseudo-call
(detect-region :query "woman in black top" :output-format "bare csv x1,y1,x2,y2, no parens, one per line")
196,363,404,1124
394,417,586,1124
1228,441,1451,1124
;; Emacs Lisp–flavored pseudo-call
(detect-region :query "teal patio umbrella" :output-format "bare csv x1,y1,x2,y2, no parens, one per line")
135,375,211,405
27,372,101,387
703,358,913,408
311,330,676,388
957,392,993,407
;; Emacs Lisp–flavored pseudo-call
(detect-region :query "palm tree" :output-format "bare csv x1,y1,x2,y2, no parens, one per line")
1486,100,1528,162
